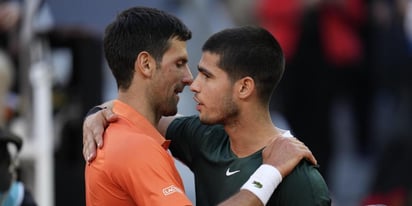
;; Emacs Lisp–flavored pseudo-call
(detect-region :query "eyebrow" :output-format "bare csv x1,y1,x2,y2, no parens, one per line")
197,66,214,77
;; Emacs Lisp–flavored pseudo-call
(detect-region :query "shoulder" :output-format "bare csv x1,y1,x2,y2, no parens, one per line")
273,160,331,205
104,124,169,167
287,161,328,186
103,134,176,181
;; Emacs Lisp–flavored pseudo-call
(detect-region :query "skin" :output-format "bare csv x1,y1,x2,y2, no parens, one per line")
83,110,315,206
117,38,192,127
83,50,316,172
191,53,239,126
137,38,192,122
108,37,195,206
83,109,314,206
191,52,280,157
83,41,317,206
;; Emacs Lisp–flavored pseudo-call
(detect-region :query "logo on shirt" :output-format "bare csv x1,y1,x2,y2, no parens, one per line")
225,168,240,176
163,185,183,196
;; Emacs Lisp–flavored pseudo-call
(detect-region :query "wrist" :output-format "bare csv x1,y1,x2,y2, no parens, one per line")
240,164,282,205
85,106,106,118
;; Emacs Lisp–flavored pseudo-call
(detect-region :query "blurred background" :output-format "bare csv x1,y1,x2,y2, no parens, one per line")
0,0,411,205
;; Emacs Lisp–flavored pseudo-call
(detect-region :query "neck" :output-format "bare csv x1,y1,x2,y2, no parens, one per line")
224,109,281,157
117,89,160,127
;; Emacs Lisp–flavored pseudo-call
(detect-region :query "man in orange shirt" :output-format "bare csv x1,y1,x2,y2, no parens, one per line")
84,7,194,205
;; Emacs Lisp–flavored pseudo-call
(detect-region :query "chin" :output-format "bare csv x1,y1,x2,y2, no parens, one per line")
199,115,217,125
163,108,178,116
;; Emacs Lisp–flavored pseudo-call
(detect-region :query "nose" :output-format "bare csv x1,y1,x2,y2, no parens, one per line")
182,65,193,86
189,75,199,93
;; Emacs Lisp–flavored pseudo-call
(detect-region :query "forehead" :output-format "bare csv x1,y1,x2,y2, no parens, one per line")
162,38,188,62
198,52,224,74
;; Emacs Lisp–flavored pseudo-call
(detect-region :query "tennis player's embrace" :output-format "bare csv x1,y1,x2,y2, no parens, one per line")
84,6,331,206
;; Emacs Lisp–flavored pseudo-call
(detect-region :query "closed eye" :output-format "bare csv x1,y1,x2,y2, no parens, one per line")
198,66,213,79
176,59,188,68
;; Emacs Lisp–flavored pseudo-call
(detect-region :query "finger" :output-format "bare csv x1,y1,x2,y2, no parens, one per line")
95,131,104,149
305,151,317,165
86,137,97,162
83,121,93,161
82,141,89,162
290,137,304,146
102,108,118,123
82,138,96,163
91,120,105,149
83,118,99,161
300,144,317,165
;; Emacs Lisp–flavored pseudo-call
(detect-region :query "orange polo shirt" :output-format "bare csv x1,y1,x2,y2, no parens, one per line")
85,100,192,206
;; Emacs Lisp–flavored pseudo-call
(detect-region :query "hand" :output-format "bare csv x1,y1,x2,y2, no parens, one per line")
262,137,316,178
82,108,117,162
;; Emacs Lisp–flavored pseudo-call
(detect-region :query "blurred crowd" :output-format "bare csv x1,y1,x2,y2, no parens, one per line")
255,0,412,205
0,0,411,205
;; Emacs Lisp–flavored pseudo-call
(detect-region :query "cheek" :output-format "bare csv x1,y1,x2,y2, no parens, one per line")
209,87,230,105
159,69,177,85
166,68,184,83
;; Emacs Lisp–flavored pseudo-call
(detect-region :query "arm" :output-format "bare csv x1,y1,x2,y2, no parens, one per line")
82,101,117,162
83,110,316,205
218,137,316,206
218,190,263,206
82,102,179,162
158,115,182,137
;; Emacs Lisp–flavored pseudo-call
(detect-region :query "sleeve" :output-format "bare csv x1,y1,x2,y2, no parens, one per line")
111,137,192,206
272,161,332,205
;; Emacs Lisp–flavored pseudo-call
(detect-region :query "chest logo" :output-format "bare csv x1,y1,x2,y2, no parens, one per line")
225,168,240,176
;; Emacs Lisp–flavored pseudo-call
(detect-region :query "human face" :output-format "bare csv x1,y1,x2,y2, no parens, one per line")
151,38,192,116
190,52,239,124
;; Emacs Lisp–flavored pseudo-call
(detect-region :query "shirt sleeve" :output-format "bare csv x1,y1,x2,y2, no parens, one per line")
271,161,332,205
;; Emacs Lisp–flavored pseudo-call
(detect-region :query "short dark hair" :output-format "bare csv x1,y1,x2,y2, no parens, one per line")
202,26,285,105
104,7,192,89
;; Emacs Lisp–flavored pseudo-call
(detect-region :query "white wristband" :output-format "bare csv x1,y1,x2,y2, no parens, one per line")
240,164,282,205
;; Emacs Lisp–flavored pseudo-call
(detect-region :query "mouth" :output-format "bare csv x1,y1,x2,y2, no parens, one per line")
172,88,182,102
193,96,203,111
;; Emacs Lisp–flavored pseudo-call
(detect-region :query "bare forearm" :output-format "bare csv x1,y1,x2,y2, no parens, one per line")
218,190,263,206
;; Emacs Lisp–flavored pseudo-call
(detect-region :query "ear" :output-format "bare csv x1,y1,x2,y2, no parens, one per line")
236,76,255,99
135,51,156,77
